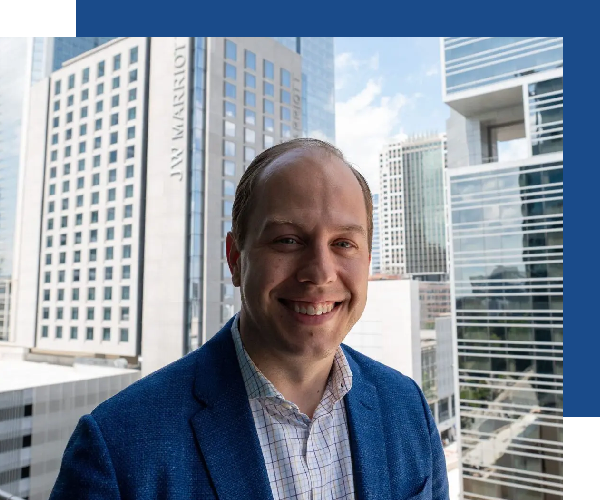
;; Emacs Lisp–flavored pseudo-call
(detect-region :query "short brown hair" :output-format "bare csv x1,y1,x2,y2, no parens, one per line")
231,138,373,252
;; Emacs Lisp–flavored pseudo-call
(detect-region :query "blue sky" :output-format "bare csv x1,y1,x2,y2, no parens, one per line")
333,37,449,192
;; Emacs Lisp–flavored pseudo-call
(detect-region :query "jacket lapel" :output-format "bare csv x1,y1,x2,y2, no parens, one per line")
343,346,392,500
190,321,273,500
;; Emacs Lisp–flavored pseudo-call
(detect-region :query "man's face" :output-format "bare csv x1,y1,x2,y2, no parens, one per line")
227,150,371,360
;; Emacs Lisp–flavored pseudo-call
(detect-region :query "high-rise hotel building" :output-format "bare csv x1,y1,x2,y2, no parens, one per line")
11,37,302,375
442,37,563,500
0,37,115,341
379,134,448,281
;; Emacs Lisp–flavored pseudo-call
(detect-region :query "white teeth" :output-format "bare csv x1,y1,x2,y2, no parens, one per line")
290,301,337,315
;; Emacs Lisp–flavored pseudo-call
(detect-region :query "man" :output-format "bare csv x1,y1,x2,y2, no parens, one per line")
50,138,449,500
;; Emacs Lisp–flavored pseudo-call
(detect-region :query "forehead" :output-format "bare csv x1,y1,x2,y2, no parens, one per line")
249,148,368,229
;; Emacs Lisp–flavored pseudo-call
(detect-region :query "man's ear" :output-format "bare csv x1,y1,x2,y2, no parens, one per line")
226,232,241,287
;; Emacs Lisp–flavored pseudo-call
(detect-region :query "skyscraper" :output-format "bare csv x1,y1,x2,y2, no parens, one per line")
442,37,563,500
12,37,303,376
0,37,115,341
271,37,335,143
379,134,448,280
371,193,381,275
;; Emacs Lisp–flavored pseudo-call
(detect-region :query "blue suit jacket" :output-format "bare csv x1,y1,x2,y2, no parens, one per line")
50,319,449,499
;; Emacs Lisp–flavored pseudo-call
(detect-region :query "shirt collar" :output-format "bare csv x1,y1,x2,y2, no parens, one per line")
231,313,353,405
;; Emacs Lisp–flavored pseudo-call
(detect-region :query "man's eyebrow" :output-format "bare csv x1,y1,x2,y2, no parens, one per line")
262,218,367,237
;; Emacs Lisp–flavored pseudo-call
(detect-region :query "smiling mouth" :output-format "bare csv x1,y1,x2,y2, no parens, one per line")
278,299,343,316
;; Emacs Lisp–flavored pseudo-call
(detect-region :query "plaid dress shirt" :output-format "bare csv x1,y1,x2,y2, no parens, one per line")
231,314,355,499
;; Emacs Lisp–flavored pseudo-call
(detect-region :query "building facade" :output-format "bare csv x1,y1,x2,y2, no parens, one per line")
0,345,138,500
370,193,381,274
0,37,115,342
442,37,563,500
379,134,448,280
271,37,335,143
12,37,302,376
345,278,455,435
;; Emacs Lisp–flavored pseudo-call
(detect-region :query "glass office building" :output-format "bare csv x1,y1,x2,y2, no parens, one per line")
0,37,114,341
379,135,448,280
272,37,335,143
443,37,563,500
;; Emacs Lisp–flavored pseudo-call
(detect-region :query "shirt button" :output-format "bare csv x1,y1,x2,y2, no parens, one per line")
282,403,292,410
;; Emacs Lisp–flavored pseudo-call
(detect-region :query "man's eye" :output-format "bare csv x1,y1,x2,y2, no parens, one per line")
335,241,353,248
277,238,297,245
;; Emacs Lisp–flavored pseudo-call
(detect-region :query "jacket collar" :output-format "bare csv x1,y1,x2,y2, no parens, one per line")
190,319,391,500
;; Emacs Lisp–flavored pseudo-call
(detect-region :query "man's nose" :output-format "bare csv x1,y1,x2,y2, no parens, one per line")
296,242,337,285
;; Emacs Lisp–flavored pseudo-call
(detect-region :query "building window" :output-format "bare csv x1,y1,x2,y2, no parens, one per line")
224,101,236,118
129,69,138,83
82,67,90,84
120,328,129,342
57,307,63,319
281,68,291,88
111,113,119,126
55,80,61,95
223,200,233,216
87,307,95,320
81,106,88,119
91,192,99,205
123,224,132,238
112,95,119,107
82,88,89,101
104,286,112,300
75,213,83,225
71,307,79,320
244,147,255,162
113,54,121,71
225,39,237,61
243,109,255,126
86,327,94,340
106,247,114,260
127,126,135,139
43,307,50,319
97,82,104,95
68,74,75,89
224,121,235,138
281,106,291,121
80,124,87,136
107,207,115,221
245,72,255,89
98,61,105,77
245,50,256,70
223,160,235,176
121,307,130,320
123,245,131,258
225,82,236,99
130,46,138,64
125,185,134,198
89,248,97,262
42,326,48,338
264,60,274,80
73,268,80,282
281,89,291,105
95,118,102,130
103,327,110,341
109,169,117,182
223,180,235,196
264,117,274,133
90,229,98,243
264,99,274,115
245,128,255,144
104,307,112,320
72,288,79,300
264,135,274,149
244,91,255,107
225,63,236,80
126,165,134,178
128,88,137,101
56,326,63,339
106,227,115,240
70,326,78,339
109,150,117,163
74,250,81,263
126,146,135,159
264,82,274,97
282,124,291,138
96,100,103,113
77,194,84,207
224,141,235,157
121,286,130,300
122,265,131,279
128,107,136,120
88,287,96,300
89,268,96,281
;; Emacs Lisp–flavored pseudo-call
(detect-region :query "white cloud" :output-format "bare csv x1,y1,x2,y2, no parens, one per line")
335,51,381,91
425,64,439,77
335,78,409,194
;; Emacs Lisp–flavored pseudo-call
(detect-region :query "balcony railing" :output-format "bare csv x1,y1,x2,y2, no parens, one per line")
0,488,25,500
